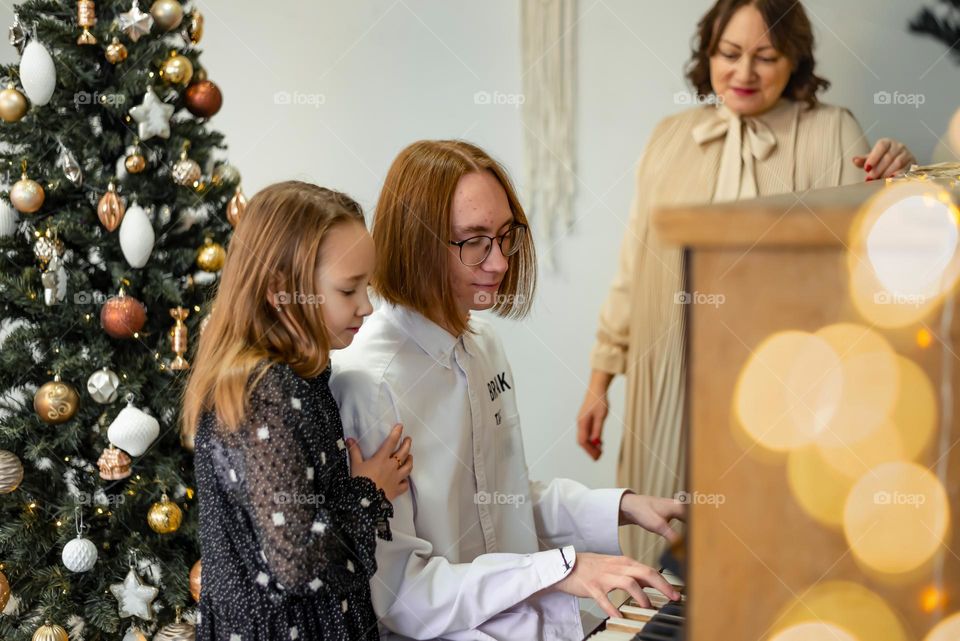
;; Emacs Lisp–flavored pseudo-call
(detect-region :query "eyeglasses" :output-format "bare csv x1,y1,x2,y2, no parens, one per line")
449,224,527,267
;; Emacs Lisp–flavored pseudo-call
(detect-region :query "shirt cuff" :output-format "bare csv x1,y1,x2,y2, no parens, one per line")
580,487,629,556
531,545,577,590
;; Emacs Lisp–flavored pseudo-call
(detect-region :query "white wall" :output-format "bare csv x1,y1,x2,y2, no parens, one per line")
2,1,955,490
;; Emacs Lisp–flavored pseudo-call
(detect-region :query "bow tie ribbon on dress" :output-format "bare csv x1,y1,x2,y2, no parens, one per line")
692,104,777,201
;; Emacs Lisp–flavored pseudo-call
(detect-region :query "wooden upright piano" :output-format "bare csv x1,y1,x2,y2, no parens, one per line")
586,172,960,641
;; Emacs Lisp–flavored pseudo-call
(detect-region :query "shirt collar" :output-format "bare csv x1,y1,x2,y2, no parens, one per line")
383,304,475,368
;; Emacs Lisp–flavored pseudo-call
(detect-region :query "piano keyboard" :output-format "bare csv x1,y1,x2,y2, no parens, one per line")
584,571,686,640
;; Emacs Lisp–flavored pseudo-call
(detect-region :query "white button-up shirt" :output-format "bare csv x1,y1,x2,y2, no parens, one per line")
331,304,626,640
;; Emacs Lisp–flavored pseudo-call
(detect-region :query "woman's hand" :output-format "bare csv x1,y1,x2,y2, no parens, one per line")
618,492,685,544
577,370,614,460
347,424,413,501
853,138,916,180
554,552,681,618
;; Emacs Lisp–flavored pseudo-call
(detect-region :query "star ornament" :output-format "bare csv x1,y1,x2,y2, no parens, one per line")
129,88,174,140
110,568,159,620
118,1,154,43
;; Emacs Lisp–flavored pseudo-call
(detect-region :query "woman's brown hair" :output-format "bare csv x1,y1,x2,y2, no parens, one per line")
686,0,830,109
373,140,537,337
180,181,365,445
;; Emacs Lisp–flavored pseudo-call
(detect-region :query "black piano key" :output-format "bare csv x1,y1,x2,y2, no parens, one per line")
659,602,685,617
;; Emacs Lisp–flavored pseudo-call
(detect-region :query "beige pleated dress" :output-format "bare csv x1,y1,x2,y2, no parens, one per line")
590,98,871,565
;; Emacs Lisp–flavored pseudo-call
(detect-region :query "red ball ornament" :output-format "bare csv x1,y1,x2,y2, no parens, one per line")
184,80,222,118
100,290,147,339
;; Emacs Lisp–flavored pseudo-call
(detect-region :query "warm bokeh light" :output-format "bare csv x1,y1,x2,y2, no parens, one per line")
916,327,934,349
787,445,856,528
920,585,948,614
924,612,960,641
735,331,842,451
843,462,950,575
771,580,907,641
848,181,960,328
813,324,898,447
769,622,858,641
817,356,936,476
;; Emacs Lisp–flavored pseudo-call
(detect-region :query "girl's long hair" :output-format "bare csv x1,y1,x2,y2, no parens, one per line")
180,180,364,445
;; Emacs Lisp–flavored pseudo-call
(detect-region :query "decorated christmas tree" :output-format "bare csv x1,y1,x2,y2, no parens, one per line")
0,1,245,638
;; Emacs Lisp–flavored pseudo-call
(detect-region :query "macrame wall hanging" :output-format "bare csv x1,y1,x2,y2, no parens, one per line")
521,0,578,266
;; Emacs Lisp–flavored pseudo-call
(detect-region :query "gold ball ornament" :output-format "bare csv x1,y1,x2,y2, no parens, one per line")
196,237,225,272
32,620,68,641
159,50,192,85
211,163,240,187
0,569,9,611
33,375,80,425
189,559,201,602
124,151,146,174
150,0,183,31
0,449,24,494
147,493,183,534
105,37,128,64
10,171,45,214
100,289,147,339
0,85,27,123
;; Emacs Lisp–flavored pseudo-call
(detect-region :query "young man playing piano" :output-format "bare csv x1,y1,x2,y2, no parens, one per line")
332,140,684,641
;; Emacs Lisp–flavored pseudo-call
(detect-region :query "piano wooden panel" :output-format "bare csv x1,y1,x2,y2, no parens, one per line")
653,180,960,640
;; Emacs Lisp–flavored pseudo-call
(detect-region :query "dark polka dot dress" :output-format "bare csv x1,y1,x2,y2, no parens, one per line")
194,360,392,641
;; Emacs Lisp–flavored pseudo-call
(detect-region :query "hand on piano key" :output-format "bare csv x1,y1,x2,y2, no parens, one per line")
587,576,687,640
555,553,682,619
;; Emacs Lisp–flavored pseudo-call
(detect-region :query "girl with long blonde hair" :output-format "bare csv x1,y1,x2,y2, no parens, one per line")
182,181,412,641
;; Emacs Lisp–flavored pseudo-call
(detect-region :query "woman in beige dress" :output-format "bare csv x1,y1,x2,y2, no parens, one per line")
577,0,917,565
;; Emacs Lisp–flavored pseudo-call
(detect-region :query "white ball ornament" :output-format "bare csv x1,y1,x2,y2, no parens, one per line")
108,398,160,457
62,535,98,572
19,40,57,106
119,203,154,268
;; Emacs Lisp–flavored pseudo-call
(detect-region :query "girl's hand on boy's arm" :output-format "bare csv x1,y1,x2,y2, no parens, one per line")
347,423,413,501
